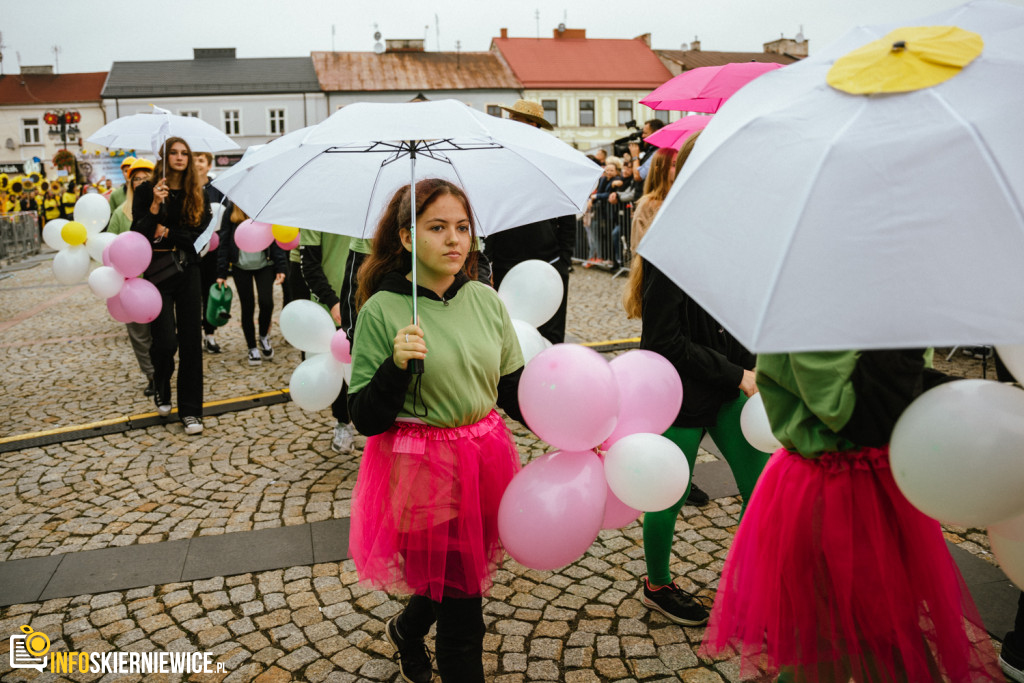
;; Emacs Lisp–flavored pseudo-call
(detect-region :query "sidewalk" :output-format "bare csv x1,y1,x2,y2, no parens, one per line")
0,256,1013,681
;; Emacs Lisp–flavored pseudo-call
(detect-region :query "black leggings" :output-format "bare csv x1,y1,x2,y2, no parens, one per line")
396,594,485,682
149,264,203,418
232,266,275,349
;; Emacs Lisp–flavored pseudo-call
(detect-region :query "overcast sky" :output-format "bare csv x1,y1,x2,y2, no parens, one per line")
3,0,1021,74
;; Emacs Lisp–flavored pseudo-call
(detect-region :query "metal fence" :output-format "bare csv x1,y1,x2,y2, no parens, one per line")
0,212,41,264
573,200,635,275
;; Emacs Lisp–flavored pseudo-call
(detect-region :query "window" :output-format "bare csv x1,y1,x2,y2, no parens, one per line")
179,110,200,118
268,108,286,135
22,119,41,144
223,110,240,136
578,100,595,127
486,105,502,118
617,100,634,126
542,100,558,127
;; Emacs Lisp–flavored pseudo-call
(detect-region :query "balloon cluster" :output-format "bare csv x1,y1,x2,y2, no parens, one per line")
889,352,1024,589
44,194,112,284
497,260,558,363
234,220,301,252
498,345,688,571
280,300,352,410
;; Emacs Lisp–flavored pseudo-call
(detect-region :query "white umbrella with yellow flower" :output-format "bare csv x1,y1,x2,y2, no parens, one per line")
639,0,1024,353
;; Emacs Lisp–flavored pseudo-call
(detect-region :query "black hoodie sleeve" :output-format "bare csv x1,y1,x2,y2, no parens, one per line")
347,359,413,436
269,243,288,275
300,244,341,311
130,181,159,239
496,366,524,423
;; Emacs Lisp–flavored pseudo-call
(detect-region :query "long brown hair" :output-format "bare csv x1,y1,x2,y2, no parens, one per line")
356,178,479,310
156,136,206,228
623,131,703,319
641,147,677,202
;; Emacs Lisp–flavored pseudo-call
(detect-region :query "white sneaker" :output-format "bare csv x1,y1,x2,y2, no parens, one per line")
331,423,355,454
248,348,262,366
259,336,274,360
182,416,204,435
157,403,172,417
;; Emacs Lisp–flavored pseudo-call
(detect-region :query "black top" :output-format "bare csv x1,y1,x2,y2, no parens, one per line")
640,260,754,428
484,216,576,287
132,180,212,264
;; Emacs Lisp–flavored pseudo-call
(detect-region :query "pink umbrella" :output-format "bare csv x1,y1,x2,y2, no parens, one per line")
641,62,784,113
645,115,713,150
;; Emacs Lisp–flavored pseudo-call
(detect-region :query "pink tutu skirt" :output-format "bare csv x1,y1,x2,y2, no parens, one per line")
349,410,520,602
700,446,1001,682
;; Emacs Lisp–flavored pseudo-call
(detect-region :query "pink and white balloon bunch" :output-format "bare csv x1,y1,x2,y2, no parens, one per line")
279,300,351,411
497,345,688,571
234,220,301,253
888,360,1024,589
497,259,559,363
44,194,113,285
90,232,162,324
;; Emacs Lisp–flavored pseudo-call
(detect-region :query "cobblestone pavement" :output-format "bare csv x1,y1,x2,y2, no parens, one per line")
0,257,1004,681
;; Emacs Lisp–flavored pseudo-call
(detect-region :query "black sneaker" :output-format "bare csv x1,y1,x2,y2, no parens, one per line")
1002,630,1024,683
259,336,274,360
641,578,710,626
143,378,155,397
686,483,711,507
385,615,432,683
204,336,222,354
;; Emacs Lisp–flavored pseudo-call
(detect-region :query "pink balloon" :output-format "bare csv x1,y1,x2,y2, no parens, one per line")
108,231,153,278
605,350,683,445
331,329,351,363
276,235,300,250
119,278,163,323
602,480,641,529
234,219,274,252
208,231,220,251
518,344,620,451
498,450,606,571
102,244,113,267
106,294,133,323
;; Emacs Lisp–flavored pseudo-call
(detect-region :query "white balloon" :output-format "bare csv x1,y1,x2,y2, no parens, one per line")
995,345,1024,384
341,362,352,386
85,231,118,263
289,353,345,411
890,380,1024,527
511,319,548,364
498,259,563,328
739,392,783,453
52,245,92,285
279,300,336,353
42,219,69,251
988,511,1024,589
604,432,690,512
74,193,112,234
87,266,125,299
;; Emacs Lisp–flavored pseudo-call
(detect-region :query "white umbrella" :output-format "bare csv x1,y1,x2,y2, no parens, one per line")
639,0,1024,353
210,125,314,197
88,106,239,158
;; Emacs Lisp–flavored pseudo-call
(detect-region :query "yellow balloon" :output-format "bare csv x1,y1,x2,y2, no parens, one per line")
272,224,300,243
61,221,88,246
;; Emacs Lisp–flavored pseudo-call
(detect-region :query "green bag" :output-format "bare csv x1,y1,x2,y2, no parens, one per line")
206,283,233,327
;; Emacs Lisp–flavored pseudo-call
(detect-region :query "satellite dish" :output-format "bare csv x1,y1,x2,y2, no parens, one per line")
557,22,566,33
374,42,385,54
374,30,382,41
680,42,689,50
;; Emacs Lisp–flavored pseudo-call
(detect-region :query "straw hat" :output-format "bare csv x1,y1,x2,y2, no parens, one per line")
499,99,554,130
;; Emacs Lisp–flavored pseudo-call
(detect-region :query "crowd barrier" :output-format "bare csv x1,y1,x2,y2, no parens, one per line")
0,212,41,264
573,201,634,274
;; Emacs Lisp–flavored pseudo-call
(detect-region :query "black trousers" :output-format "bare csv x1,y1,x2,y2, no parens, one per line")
232,266,275,349
199,250,219,336
284,258,309,305
396,594,485,682
149,264,203,418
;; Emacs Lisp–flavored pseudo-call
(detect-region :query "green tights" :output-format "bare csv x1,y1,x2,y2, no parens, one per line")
642,393,771,586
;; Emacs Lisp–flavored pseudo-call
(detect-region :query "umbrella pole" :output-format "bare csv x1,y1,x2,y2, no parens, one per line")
408,142,423,375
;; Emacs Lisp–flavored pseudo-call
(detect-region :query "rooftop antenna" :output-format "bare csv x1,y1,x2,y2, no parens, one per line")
535,9,540,39
0,32,6,75
332,24,336,52
373,23,384,54
795,25,806,43
435,14,440,52
455,39,461,67
52,44,61,74
424,24,430,47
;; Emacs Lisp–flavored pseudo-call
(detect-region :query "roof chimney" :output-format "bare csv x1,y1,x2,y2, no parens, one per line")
21,65,54,75
634,33,652,47
385,38,425,52
553,27,586,39
500,27,508,39
194,48,236,59
690,36,701,51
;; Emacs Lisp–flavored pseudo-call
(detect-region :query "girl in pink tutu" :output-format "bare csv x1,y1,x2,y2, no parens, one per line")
347,179,525,683
701,350,1002,682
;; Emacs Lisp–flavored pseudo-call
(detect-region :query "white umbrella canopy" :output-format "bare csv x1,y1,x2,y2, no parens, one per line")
216,99,601,238
639,0,1024,353
87,106,239,157
210,125,314,197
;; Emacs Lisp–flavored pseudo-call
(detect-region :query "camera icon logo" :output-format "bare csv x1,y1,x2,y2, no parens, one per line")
9,625,50,671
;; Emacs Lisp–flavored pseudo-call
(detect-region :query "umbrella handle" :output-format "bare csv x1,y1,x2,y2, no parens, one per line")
408,358,424,375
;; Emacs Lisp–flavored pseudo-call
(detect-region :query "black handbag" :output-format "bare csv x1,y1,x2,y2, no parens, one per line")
144,248,187,285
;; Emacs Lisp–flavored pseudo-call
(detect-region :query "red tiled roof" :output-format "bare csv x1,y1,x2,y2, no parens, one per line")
491,37,671,90
312,51,521,91
0,72,107,105
657,50,798,70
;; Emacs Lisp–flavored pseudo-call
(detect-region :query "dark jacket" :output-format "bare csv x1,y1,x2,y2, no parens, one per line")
484,216,575,287
347,271,524,436
131,180,212,265
215,202,288,278
640,260,755,428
